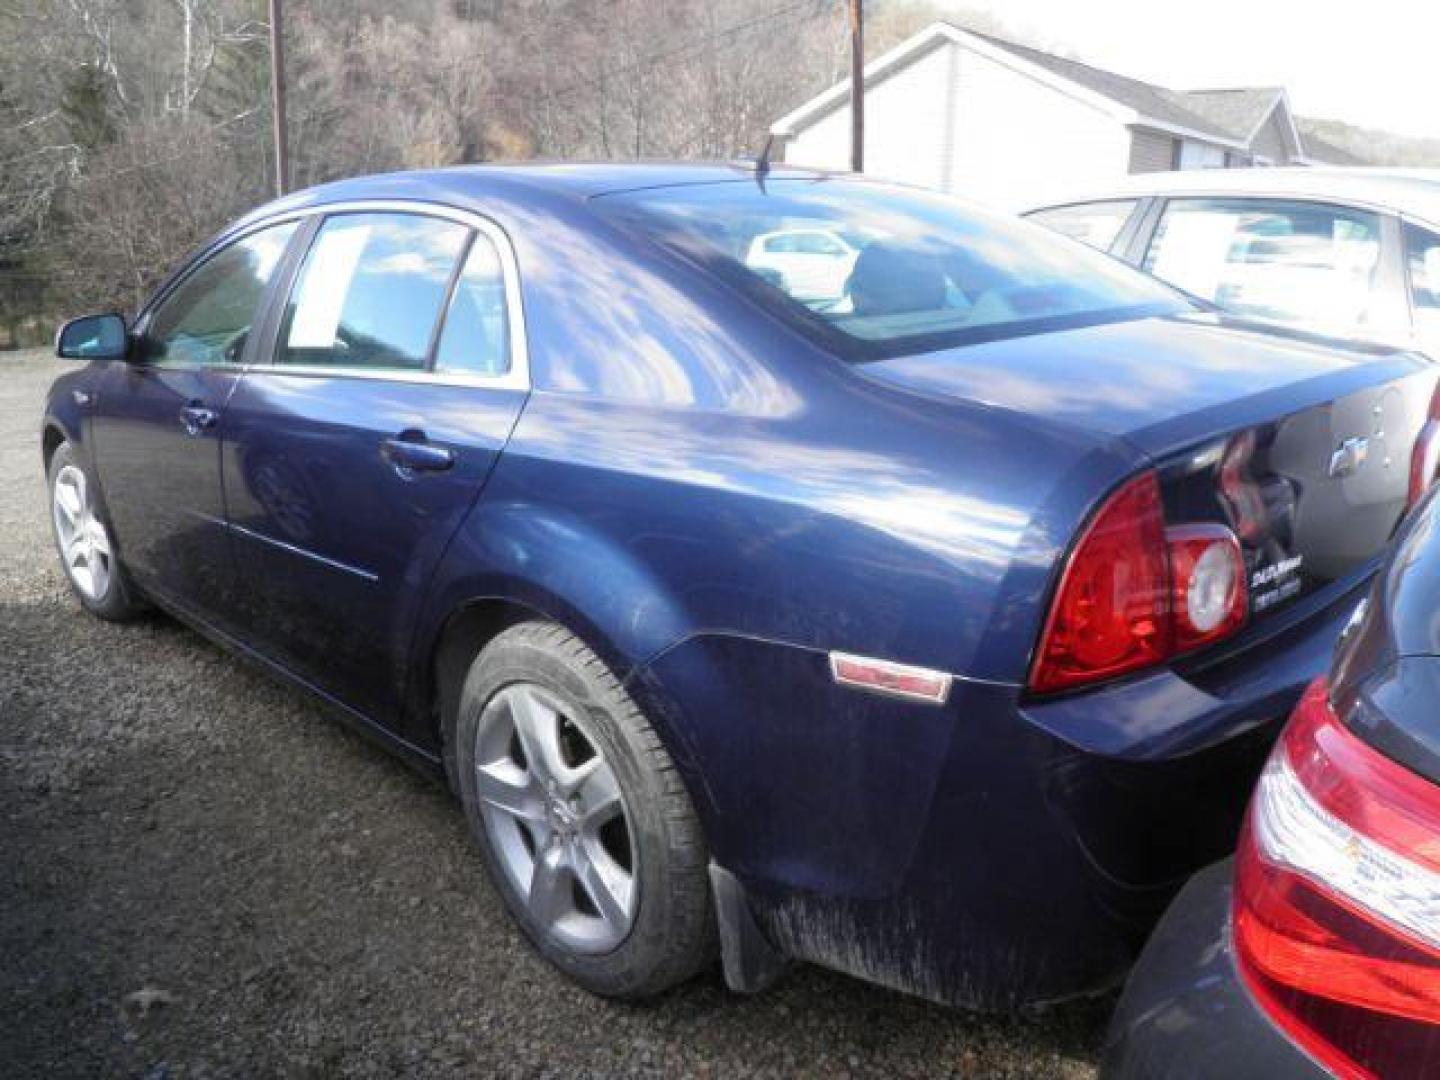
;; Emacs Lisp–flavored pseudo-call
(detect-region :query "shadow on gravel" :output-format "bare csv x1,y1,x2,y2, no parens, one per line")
0,595,1111,1077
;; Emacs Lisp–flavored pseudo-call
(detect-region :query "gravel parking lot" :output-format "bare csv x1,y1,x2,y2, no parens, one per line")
1,348,1108,1078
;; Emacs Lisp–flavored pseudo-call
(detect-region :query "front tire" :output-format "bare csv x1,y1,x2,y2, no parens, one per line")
47,441,144,621
455,620,716,998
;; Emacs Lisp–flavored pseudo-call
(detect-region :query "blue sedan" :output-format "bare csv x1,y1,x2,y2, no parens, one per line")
41,164,1439,1009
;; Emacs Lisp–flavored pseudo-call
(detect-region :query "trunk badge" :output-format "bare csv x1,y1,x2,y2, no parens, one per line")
1328,436,1370,479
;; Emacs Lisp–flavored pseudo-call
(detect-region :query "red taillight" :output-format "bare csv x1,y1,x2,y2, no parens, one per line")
1167,523,1247,651
1408,381,1440,509
1029,472,1247,693
1029,472,1171,693
1233,678,1440,1079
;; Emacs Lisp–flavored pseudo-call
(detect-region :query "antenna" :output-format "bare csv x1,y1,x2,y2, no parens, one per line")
756,133,775,176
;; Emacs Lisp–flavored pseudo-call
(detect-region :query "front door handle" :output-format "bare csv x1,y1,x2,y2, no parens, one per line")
180,402,218,436
380,431,455,475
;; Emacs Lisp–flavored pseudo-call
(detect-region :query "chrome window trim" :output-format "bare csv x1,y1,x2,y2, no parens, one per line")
140,199,532,392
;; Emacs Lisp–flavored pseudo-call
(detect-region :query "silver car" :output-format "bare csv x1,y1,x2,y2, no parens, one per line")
1024,167,1440,358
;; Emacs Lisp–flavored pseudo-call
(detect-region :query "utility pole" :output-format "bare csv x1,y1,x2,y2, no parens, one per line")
267,0,290,196
848,0,863,173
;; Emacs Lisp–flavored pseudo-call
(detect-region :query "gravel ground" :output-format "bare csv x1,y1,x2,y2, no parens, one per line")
0,347,1110,1078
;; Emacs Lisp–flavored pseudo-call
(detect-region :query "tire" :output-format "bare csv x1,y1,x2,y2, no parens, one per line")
47,440,145,621
455,620,716,998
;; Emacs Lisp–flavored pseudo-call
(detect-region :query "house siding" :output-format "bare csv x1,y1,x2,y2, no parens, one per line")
781,38,1130,208
1128,128,1177,173
781,40,954,191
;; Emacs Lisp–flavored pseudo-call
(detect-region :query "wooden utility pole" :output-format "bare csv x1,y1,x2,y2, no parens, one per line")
267,0,290,196
848,0,863,172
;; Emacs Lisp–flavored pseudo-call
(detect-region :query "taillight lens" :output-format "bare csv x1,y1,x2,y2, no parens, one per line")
1029,472,1247,693
1408,380,1440,509
1029,472,1171,693
1167,524,1247,651
1233,678,1440,1079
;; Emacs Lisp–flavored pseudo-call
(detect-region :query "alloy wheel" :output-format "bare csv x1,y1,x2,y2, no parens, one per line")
52,464,113,602
474,682,638,954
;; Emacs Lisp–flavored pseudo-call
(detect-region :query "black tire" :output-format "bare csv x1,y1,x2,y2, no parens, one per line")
46,440,145,621
455,620,716,998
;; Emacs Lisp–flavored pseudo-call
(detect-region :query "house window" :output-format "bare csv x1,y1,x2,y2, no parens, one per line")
1177,141,1227,170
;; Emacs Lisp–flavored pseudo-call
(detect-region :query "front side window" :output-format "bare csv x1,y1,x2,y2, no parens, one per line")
598,179,1183,360
278,213,469,372
1144,198,1382,336
145,221,298,367
1026,200,1139,252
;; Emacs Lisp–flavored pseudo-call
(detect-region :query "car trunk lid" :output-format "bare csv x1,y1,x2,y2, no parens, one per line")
864,311,1436,621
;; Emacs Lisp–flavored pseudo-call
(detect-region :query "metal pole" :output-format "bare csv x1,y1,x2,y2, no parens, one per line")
848,0,863,173
267,0,290,196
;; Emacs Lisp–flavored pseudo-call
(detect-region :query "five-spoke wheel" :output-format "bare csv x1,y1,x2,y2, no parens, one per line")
475,682,637,954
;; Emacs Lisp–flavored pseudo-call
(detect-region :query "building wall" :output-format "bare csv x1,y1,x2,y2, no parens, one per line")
948,45,1131,208
781,39,1131,209
1129,128,1178,172
781,40,954,190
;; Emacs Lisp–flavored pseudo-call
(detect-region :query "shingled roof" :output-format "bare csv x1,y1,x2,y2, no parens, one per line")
963,29,1253,145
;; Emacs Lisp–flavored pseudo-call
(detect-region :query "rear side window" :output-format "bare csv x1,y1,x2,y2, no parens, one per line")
433,233,511,377
598,179,1183,361
145,221,298,367
1144,198,1382,336
1026,200,1138,252
1405,222,1440,329
278,213,468,371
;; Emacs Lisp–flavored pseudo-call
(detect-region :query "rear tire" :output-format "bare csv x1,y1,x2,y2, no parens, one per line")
454,620,716,998
47,441,145,621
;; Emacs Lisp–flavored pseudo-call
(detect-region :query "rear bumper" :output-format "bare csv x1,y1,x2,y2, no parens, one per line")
639,580,1370,1010
1102,860,1326,1079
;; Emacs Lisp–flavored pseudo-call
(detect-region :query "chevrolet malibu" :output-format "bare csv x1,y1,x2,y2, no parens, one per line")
41,164,1440,1010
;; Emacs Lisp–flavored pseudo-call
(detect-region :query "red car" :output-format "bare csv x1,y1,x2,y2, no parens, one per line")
1105,485,1440,1078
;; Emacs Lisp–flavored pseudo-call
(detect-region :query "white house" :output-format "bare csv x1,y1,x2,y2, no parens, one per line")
770,23,1354,209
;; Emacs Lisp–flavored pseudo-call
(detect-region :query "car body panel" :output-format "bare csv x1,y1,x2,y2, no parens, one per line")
89,362,244,620
1101,860,1328,1080
219,372,528,720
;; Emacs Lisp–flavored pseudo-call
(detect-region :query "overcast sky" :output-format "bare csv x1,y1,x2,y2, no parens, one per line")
944,0,1440,138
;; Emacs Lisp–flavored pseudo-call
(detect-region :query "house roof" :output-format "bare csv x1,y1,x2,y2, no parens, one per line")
772,22,1307,157
1171,88,1284,140
962,29,1247,145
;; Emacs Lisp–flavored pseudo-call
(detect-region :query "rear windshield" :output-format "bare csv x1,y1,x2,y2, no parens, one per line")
598,178,1188,360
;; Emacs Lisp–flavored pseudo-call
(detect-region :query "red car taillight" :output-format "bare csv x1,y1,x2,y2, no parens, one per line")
1408,381,1440,509
1233,678,1440,1080
1028,471,1247,693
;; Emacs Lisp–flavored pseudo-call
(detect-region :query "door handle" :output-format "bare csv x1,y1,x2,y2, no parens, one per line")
180,403,218,436
380,431,455,475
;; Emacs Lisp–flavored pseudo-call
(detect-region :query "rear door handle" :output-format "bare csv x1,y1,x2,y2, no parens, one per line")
380,431,455,475
180,403,218,435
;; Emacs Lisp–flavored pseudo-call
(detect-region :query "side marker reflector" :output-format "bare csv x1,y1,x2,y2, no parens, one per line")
828,652,952,705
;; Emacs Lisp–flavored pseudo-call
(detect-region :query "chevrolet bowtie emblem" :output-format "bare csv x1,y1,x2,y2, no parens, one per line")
1329,436,1370,479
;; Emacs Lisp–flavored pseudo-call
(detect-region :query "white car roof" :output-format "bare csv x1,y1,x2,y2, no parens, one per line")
1025,167,1440,228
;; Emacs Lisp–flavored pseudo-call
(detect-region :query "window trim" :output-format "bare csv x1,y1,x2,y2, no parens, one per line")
137,199,530,392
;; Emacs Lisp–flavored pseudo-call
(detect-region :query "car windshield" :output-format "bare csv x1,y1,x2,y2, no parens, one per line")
598,178,1188,360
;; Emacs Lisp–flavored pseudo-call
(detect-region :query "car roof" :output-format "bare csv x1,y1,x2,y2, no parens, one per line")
1024,167,1440,226
232,161,842,230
